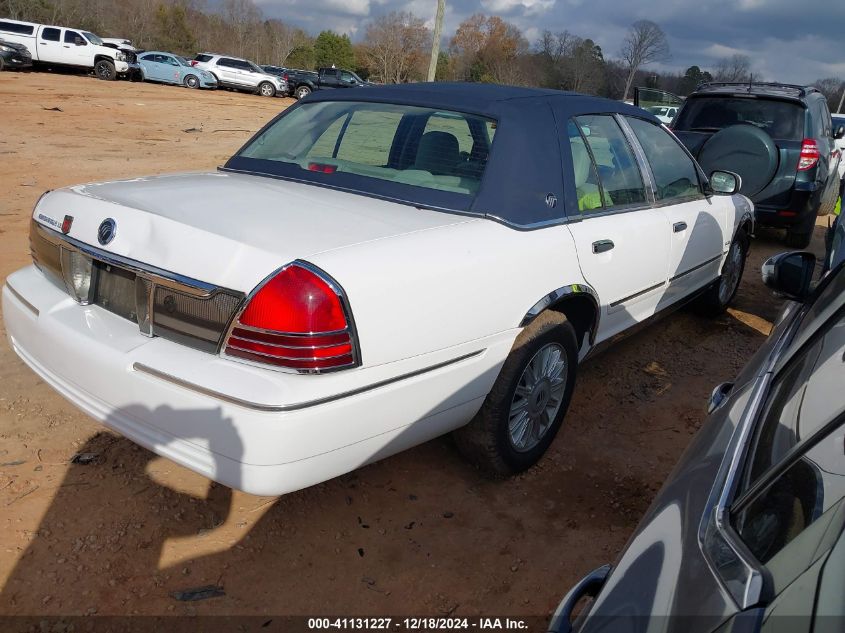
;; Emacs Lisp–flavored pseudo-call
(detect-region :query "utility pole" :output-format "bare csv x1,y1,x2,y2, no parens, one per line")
427,0,445,82
837,82,845,113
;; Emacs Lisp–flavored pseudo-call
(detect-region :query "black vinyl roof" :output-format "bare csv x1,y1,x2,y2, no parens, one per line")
227,83,661,227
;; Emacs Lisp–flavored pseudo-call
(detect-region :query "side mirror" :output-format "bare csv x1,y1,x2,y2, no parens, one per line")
709,170,741,195
835,126,844,140
761,251,816,301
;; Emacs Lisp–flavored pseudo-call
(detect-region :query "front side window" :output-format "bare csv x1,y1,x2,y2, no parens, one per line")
731,310,845,566
41,27,60,41
573,115,647,209
626,117,703,202
63,30,84,44
238,101,496,196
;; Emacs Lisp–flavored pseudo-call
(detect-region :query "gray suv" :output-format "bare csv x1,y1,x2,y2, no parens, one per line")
551,249,845,632
190,53,286,97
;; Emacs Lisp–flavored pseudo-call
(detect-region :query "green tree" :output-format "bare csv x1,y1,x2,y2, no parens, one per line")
313,30,355,70
678,65,712,95
286,44,316,70
435,51,450,81
151,4,197,55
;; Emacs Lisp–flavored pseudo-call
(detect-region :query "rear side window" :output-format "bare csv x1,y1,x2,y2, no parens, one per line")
626,117,702,202
217,58,236,67
573,115,647,209
675,97,805,141
239,101,497,195
0,21,34,35
194,54,212,62
41,27,60,42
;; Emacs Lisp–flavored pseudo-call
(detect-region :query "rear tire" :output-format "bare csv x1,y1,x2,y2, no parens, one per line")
258,81,276,97
453,311,578,477
95,59,116,81
184,74,200,89
295,85,311,100
694,227,749,316
785,227,813,249
817,177,840,217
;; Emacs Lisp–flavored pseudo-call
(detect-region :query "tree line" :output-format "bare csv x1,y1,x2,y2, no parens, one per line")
2,0,842,109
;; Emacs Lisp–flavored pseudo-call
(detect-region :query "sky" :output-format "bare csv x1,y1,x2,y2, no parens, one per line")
253,0,845,85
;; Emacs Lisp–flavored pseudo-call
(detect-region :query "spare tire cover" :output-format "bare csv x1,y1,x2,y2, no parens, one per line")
696,124,778,198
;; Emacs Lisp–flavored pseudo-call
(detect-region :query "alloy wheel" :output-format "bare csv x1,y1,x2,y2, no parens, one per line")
508,342,567,452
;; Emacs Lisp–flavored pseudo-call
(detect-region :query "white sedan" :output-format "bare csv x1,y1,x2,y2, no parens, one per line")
2,84,753,495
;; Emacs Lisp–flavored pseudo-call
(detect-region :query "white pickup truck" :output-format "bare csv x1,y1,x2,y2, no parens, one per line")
0,18,139,80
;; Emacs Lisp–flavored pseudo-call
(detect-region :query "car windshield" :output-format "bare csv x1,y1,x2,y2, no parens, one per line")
674,97,805,140
235,101,497,197
83,32,103,45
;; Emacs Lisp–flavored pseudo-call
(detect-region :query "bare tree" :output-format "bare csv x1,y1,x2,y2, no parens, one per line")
619,20,669,101
363,12,431,84
713,54,752,82
223,0,262,59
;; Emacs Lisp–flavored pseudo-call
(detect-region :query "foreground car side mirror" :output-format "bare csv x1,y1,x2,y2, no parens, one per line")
709,170,741,195
761,251,816,301
835,126,844,140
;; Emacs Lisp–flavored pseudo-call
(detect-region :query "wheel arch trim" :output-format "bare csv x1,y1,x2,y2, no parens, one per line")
519,283,601,345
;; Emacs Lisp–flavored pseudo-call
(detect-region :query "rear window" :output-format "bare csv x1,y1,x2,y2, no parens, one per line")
237,101,497,196
674,97,805,140
0,21,34,35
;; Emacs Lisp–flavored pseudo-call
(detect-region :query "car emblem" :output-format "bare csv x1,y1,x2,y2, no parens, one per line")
545,193,557,208
61,215,74,234
97,218,117,245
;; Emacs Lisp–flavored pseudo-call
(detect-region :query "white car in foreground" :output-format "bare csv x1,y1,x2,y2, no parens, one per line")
3,84,753,495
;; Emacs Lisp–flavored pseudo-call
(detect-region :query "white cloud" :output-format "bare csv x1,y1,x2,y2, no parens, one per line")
480,0,556,15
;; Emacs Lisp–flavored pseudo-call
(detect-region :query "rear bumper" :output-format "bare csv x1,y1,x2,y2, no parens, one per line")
754,184,821,229
3,265,511,495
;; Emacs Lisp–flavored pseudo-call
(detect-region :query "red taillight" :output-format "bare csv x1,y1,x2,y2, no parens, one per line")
189,60,197,66
223,263,358,372
308,163,337,173
797,139,819,171
283,73,289,81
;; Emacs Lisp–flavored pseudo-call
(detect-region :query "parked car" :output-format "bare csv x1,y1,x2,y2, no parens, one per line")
101,37,137,52
550,246,845,633
138,51,216,89
2,84,753,496
0,37,32,71
190,53,286,97
832,114,845,180
259,64,308,97
673,82,843,248
0,18,139,80
285,66,370,99
646,105,678,125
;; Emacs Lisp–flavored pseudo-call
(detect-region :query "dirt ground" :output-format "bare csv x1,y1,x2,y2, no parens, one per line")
0,72,832,621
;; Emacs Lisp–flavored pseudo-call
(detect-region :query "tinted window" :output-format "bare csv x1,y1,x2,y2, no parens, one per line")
818,100,832,137
64,30,83,44
194,54,212,62
566,120,604,213
139,53,153,61
217,58,236,67
240,101,497,195
675,97,805,141
0,21,35,35
574,115,647,209
626,117,702,201
41,27,60,42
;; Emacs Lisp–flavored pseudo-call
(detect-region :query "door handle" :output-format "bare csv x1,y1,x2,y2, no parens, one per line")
673,221,687,233
592,239,614,254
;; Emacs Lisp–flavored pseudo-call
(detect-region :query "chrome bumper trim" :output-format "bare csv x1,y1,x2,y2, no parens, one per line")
132,349,485,412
